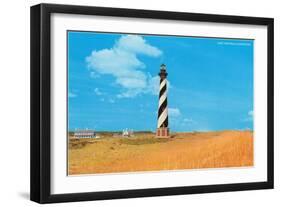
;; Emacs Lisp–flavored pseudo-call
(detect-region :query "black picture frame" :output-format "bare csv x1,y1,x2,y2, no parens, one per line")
30,3,274,204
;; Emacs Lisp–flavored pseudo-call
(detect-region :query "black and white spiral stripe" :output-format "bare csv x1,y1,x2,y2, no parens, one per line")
157,78,168,128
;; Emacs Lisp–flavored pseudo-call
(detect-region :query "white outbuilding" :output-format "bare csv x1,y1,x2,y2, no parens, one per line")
74,129,96,139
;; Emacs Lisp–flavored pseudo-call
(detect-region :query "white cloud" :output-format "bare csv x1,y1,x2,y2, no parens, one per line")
168,108,181,118
90,71,100,78
109,98,115,103
242,110,254,122
183,118,196,124
115,35,162,57
94,88,116,103
248,110,253,117
86,35,163,98
94,88,103,96
117,89,143,98
146,75,161,96
69,92,77,98
93,88,117,103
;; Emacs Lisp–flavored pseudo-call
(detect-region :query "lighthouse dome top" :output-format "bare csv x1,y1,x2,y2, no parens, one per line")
159,64,168,78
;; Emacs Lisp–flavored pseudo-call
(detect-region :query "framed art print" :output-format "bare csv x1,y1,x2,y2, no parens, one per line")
30,3,274,203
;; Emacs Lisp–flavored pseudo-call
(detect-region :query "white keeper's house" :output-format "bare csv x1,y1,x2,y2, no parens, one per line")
74,129,96,139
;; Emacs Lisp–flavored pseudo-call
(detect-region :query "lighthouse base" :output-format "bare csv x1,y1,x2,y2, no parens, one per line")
156,127,170,138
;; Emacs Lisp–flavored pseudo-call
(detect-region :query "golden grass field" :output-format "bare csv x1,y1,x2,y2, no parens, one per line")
68,130,253,175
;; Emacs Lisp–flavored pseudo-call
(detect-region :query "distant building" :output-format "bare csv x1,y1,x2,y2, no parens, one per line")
74,129,96,139
122,129,134,137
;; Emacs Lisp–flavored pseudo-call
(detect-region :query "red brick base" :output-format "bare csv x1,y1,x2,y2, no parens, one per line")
156,127,170,138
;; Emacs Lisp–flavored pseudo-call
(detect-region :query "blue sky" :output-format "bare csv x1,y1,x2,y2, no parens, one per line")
68,31,253,132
